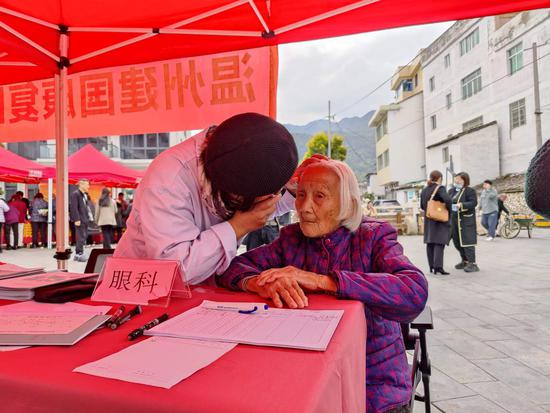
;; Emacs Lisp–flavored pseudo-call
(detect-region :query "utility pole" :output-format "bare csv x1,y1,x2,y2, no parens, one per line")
533,42,543,149
327,100,335,158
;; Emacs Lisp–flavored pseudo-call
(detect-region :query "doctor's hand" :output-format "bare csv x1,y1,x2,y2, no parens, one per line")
228,194,281,240
246,275,308,309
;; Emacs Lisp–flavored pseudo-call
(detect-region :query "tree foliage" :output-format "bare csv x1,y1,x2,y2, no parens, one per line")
303,132,347,161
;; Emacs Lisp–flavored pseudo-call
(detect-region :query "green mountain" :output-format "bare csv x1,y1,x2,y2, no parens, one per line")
283,111,376,180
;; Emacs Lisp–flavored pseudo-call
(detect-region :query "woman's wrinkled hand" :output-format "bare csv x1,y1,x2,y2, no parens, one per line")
248,274,309,309
257,266,321,292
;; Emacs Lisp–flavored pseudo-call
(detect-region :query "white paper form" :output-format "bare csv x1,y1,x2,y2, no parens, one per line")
73,337,237,388
146,301,344,351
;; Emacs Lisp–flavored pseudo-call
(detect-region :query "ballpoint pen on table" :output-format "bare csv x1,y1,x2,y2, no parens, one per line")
105,305,125,328
110,305,142,330
128,313,169,340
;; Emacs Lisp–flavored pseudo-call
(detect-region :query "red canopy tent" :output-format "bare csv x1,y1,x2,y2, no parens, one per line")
0,145,52,183
2,0,550,268
66,144,143,188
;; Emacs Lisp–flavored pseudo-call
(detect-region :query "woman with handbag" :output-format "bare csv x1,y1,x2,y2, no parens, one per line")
420,170,452,275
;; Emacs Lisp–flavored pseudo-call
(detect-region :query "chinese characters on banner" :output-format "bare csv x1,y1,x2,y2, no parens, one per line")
0,47,277,142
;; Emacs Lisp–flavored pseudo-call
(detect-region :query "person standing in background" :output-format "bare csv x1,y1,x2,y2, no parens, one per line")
448,172,480,273
95,188,118,249
114,192,128,243
29,193,48,248
496,194,510,235
69,179,93,262
0,195,9,253
4,195,20,249
10,193,27,248
480,179,499,241
420,170,452,275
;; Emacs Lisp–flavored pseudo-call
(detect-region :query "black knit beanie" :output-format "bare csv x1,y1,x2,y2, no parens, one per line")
203,112,298,197
525,139,550,220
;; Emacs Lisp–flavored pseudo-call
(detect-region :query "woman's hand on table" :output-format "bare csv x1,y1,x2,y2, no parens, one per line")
256,266,338,294
246,275,308,309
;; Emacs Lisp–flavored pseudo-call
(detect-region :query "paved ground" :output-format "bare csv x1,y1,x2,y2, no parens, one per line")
1,227,550,413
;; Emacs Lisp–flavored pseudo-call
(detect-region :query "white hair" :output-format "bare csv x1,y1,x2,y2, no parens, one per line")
300,159,363,232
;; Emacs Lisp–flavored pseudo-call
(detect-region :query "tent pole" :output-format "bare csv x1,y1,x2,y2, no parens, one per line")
47,177,53,249
54,31,71,270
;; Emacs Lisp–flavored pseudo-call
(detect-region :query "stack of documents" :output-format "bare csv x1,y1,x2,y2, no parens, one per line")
0,271,98,300
0,301,111,346
146,300,344,351
0,263,45,280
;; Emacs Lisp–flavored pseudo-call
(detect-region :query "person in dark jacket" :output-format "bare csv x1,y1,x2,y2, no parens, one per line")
69,179,93,262
448,172,479,272
29,193,48,248
420,170,452,275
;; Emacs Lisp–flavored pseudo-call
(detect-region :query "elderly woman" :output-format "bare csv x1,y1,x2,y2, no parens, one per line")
217,159,428,413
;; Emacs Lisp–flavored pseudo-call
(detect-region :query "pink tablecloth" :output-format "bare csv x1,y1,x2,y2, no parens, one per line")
0,287,366,413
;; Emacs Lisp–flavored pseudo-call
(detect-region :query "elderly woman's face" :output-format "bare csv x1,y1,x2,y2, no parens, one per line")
295,165,341,238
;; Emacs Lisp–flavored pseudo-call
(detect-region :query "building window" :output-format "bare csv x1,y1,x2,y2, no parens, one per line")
460,28,480,56
510,98,526,129
376,118,388,141
377,154,383,171
430,115,437,130
414,74,418,87
402,79,413,92
120,132,170,159
461,68,482,100
383,150,390,168
462,116,484,131
444,54,451,68
446,93,452,109
442,147,449,163
429,76,435,92
507,43,523,74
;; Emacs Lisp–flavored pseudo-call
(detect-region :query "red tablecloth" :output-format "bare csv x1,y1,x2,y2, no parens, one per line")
0,287,366,413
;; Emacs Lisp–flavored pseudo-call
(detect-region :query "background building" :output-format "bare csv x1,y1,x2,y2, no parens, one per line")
423,10,550,186
370,54,426,203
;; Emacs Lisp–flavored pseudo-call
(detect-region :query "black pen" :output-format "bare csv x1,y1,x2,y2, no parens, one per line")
105,305,126,328
128,313,169,341
110,305,142,330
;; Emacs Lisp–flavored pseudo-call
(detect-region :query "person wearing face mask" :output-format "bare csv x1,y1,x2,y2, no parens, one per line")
115,112,317,285
448,172,479,272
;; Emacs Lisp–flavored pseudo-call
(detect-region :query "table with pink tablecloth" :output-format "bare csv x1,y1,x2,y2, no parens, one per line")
0,287,366,413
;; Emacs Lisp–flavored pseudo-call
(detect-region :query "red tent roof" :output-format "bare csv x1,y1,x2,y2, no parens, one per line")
1,0,550,84
67,144,143,188
0,145,52,183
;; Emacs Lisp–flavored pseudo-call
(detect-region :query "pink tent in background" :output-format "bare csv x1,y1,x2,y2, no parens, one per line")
67,144,143,188
0,146,53,184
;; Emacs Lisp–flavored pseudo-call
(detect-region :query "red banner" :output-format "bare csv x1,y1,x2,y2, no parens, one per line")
0,47,278,142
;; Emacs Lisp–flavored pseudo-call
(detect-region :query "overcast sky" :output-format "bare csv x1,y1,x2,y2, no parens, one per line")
276,21,454,126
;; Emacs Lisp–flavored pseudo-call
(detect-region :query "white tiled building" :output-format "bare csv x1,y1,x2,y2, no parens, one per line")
423,10,550,186
369,54,426,203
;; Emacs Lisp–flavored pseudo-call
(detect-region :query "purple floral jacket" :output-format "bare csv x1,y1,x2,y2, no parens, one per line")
217,219,428,413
